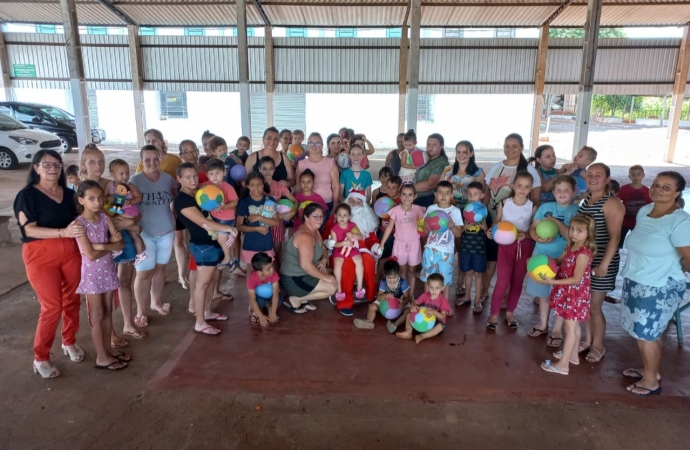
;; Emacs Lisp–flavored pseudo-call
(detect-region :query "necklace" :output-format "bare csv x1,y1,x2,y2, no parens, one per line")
36,184,63,202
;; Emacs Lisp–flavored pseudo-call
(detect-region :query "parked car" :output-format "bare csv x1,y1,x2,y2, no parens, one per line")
0,101,101,153
0,113,62,170
98,128,106,142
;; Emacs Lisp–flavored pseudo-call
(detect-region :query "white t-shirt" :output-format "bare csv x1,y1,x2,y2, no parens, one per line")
424,204,463,254
485,162,541,221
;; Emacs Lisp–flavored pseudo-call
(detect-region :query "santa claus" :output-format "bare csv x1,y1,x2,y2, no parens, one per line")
322,189,380,316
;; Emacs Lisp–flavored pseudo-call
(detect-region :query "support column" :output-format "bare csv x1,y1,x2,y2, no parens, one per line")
59,0,91,152
530,25,549,154
398,25,409,133
237,0,252,138
665,24,690,163
128,25,146,147
0,31,12,101
265,25,275,128
572,0,602,157
406,0,421,132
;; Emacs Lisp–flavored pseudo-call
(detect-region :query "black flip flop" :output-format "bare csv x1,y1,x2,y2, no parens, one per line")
628,383,662,397
112,351,131,362
283,302,307,314
455,299,471,307
486,321,497,330
507,320,519,329
95,361,128,371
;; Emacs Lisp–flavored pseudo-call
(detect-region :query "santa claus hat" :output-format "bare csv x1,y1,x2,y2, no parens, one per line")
347,189,367,203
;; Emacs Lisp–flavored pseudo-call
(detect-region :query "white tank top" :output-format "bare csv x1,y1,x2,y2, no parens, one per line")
502,198,533,232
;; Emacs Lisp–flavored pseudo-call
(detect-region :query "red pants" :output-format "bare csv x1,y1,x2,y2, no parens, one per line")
332,251,377,310
490,238,535,315
23,238,82,361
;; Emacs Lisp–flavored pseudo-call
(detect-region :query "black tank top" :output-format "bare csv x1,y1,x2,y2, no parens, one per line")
252,151,289,182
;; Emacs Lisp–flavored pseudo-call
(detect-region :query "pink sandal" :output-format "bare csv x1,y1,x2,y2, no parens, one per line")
355,289,366,300
335,292,346,302
134,252,147,266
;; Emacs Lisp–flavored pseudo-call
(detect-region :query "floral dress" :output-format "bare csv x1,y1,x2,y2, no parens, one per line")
75,212,120,295
549,246,592,321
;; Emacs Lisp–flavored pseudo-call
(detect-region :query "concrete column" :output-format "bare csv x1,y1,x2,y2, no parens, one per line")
530,25,549,154
237,0,252,138
59,0,91,152
572,0,602,157
0,31,12,101
128,25,146,147
406,0,421,132
665,25,690,163
265,25,274,128
398,26,409,133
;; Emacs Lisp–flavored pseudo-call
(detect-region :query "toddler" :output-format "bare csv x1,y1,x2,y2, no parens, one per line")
247,252,282,327
330,203,365,301
205,158,239,269
398,129,425,184
395,273,451,344
66,164,80,190
618,165,651,249
230,136,251,165
354,258,412,330
107,159,147,265
457,182,490,312
560,146,597,179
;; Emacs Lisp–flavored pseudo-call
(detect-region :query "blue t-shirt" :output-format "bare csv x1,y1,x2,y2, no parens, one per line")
378,278,410,298
533,202,579,258
339,169,373,195
538,167,558,204
237,195,274,252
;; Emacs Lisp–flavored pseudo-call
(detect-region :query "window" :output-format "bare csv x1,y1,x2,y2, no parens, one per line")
495,28,516,38
386,28,402,38
14,105,41,123
36,25,57,34
184,28,205,36
0,105,12,116
287,28,307,37
336,28,357,38
417,94,435,124
443,28,464,38
87,26,107,35
158,91,188,119
140,27,156,36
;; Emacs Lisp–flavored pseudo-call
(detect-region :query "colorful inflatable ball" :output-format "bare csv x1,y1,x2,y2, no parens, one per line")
463,201,487,224
536,220,559,240
425,210,450,235
491,221,518,245
527,254,558,281
195,184,224,211
374,196,396,219
410,307,437,333
379,297,403,320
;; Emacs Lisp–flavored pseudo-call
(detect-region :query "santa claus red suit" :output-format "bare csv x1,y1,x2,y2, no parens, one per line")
322,190,379,313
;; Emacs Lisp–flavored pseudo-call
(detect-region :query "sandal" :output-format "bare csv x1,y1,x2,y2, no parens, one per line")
301,302,317,311
194,325,221,336
553,350,579,365
33,360,61,379
213,293,234,301
151,303,171,316
547,334,563,348
386,321,398,334
134,315,149,328
205,313,228,321
528,326,548,338
577,341,590,353
112,350,131,362
335,292,346,302
123,330,147,340
455,299,471,307
250,314,260,326
506,319,518,329
627,383,662,397
283,302,307,314
540,360,568,375
61,344,85,362
623,368,661,381
95,360,128,370
353,318,375,330
456,285,466,296
134,252,148,266
472,303,483,314
110,335,129,349
486,321,498,330
585,347,605,363
354,288,366,300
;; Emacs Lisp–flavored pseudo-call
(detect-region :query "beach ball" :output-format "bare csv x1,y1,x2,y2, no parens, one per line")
425,210,450,234
255,282,273,299
229,164,247,182
195,184,224,211
336,152,351,169
379,297,403,320
276,198,294,214
298,200,314,218
287,144,306,163
536,220,559,240
374,196,396,219
491,221,518,245
417,218,427,238
410,150,428,167
527,254,558,281
410,307,436,333
463,201,487,224
574,177,588,197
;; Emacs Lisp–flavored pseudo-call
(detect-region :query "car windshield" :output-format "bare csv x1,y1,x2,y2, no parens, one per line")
38,106,74,122
0,113,27,131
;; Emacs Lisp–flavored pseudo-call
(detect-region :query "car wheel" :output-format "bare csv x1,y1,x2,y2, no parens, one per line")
58,135,74,153
0,147,18,170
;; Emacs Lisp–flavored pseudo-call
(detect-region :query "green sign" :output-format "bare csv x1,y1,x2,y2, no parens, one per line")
13,64,36,78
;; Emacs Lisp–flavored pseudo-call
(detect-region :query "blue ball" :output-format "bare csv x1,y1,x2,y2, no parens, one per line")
230,164,247,182
255,283,273,299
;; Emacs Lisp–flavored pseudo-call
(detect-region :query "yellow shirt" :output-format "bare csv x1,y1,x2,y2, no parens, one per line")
136,153,183,180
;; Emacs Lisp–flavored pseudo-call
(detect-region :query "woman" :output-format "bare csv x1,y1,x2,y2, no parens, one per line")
619,171,690,396
245,127,294,188
385,132,404,176
279,129,293,155
482,133,542,300
14,150,85,378
135,129,183,179
125,145,176,328
280,203,337,311
174,163,238,336
296,132,339,218
325,133,343,160
578,163,624,363
413,133,450,208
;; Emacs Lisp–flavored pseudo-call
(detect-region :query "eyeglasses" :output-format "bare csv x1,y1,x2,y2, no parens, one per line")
309,215,324,220
38,162,63,169
307,142,323,148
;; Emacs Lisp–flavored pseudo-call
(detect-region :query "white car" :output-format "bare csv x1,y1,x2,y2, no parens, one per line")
0,113,62,170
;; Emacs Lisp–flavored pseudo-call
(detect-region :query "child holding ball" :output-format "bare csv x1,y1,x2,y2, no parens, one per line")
395,273,451,344
538,214,596,375
353,258,412,330
247,252,282,327
457,181,490,312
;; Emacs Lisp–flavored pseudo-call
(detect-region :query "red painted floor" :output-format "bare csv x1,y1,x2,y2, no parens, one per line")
150,275,690,408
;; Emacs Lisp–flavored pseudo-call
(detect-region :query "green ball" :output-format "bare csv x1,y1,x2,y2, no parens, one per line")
536,220,559,240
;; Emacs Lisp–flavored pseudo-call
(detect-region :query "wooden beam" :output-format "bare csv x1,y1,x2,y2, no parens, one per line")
0,31,12,101
265,25,275,128
406,0,421,132
665,24,690,163
237,0,252,138
530,24,549,154
128,25,146,147
398,25,408,133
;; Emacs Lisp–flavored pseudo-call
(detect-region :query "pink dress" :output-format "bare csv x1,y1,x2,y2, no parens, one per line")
331,221,360,259
108,180,139,217
549,246,592,321
75,212,120,295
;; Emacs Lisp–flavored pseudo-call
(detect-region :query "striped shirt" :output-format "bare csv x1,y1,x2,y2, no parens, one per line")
579,193,620,292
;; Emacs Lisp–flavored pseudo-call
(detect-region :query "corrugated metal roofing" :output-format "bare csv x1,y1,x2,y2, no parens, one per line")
0,2,124,25
552,4,690,26
262,6,406,27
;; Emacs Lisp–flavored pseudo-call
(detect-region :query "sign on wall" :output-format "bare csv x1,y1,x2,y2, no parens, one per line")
13,64,36,78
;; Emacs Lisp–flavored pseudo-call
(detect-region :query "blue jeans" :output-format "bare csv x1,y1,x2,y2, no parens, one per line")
257,293,284,309
190,243,223,267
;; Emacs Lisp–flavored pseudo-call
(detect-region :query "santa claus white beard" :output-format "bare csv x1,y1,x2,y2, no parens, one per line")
350,204,379,239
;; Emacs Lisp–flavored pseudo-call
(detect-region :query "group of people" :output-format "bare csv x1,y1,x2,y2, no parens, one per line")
14,125,690,398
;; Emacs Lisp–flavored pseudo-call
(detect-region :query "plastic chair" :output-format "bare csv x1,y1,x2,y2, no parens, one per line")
670,282,690,347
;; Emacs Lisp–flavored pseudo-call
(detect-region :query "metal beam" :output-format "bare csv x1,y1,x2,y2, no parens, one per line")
265,25,275,128
253,0,271,26
96,0,138,26
572,0,602,157
664,24,690,163
237,0,252,138
60,0,92,153
128,25,146,147
398,24,408,133
406,0,420,133
0,31,13,101
530,24,548,154
542,0,573,27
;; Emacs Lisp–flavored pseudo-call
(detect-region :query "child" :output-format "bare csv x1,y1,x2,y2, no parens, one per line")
560,146,597,179
398,129,424,184
292,129,306,151
528,144,558,204
74,181,128,371
372,166,393,203
486,171,536,330
230,136,251,165
339,144,372,203
538,213,596,375
618,165,651,249
258,156,298,270
205,158,239,269
330,203,366,301
420,181,464,306
375,175,402,277
247,252,282,327
236,171,281,275
395,273,451,344
457,182,490,313
294,169,328,229
107,159,147,265
354,258,412,330
608,179,620,197
526,175,580,346
66,164,80,190
209,136,242,187
379,183,426,297
350,134,375,170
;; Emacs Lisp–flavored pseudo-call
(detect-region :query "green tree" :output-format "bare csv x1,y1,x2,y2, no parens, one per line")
591,95,644,118
549,28,626,38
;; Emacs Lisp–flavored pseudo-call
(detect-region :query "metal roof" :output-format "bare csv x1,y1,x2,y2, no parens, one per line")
0,0,689,27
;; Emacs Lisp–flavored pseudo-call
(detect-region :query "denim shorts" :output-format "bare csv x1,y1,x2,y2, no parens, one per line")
136,231,174,272
212,217,236,234
256,293,284,309
460,252,487,273
190,243,223,267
